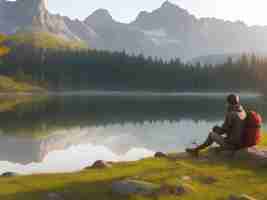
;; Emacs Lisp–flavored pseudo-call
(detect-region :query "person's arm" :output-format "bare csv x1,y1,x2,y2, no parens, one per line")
221,112,233,132
212,112,233,134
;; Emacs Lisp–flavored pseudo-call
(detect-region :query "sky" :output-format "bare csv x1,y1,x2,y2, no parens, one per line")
47,0,267,26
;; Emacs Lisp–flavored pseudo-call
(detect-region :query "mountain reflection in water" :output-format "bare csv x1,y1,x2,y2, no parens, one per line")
0,93,265,174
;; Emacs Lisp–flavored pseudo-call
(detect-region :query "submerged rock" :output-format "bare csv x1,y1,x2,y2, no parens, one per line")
111,180,159,195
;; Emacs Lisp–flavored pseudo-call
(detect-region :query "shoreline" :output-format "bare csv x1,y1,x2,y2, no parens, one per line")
2,144,267,176
0,90,261,98
0,145,267,200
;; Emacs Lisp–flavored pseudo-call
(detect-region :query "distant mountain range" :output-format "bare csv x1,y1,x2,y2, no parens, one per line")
1,0,267,61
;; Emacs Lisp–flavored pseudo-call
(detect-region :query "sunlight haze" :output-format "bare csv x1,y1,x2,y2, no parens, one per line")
47,0,267,26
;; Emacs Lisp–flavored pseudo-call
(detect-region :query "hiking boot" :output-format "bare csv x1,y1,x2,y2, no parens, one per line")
185,148,199,157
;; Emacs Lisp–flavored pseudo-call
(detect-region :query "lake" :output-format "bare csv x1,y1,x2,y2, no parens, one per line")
0,92,265,174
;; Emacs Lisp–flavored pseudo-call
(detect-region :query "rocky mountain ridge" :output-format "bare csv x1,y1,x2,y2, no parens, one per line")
1,0,267,60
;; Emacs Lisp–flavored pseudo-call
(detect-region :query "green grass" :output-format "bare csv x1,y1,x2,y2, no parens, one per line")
7,32,87,50
0,75,46,112
258,133,267,148
0,135,266,200
0,75,43,93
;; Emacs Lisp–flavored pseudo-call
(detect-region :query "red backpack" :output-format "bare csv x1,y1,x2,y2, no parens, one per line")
241,111,262,148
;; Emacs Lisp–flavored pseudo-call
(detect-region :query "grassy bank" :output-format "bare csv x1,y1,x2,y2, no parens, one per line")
7,32,87,50
0,136,266,200
0,75,45,112
0,75,43,93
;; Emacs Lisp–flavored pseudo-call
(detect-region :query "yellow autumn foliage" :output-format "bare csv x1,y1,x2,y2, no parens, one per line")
0,33,9,57
0,46,9,56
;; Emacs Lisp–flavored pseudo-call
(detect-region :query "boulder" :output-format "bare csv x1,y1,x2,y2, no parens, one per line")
1,172,19,177
89,160,112,169
207,147,267,165
235,148,267,164
111,180,159,195
154,152,168,158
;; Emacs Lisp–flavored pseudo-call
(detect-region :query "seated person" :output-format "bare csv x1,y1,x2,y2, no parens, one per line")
186,94,247,155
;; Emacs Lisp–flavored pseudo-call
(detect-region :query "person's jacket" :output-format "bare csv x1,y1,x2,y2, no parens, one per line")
221,104,247,146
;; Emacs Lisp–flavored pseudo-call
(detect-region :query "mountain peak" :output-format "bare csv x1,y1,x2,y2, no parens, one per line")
91,9,112,20
132,1,192,29
41,0,48,10
161,1,176,8
85,9,114,25
158,0,188,14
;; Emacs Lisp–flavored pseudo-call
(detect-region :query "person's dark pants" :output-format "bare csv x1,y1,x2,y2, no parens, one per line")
196,127,237,151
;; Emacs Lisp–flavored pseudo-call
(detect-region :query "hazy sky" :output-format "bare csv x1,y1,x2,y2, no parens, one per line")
47,0,267,26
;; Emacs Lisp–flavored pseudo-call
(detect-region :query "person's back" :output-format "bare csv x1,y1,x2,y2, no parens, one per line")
186,94,247,155
223,104,247,147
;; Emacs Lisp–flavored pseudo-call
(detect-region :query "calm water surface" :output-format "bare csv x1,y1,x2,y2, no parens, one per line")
0,92,265,174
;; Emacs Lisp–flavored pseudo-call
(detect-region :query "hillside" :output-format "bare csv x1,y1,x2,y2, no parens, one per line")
0,75,43,93
0,33,45,93
6,32,87,50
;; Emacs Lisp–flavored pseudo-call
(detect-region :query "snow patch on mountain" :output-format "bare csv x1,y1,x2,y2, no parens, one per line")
143,28,181,46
